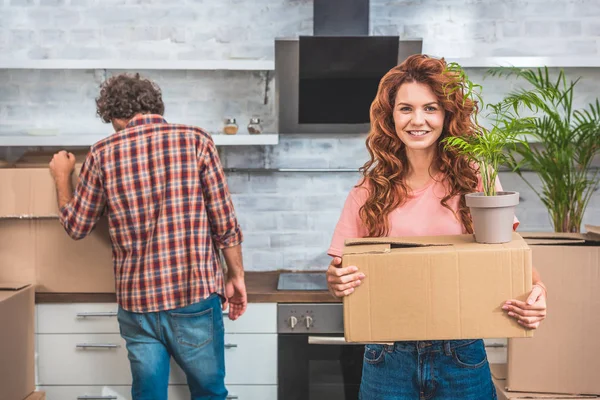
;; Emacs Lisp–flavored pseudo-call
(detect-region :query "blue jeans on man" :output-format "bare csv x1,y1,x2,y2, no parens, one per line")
117,293,227,400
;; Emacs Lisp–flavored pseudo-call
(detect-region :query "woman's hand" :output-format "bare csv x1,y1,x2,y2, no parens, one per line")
503,283,547,329
326,257,365,298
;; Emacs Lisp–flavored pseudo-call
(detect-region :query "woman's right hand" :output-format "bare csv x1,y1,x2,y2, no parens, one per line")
326,257,366,298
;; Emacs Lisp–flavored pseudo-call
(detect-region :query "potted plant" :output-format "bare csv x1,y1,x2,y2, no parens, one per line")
488,67,600,233
442,63,533,243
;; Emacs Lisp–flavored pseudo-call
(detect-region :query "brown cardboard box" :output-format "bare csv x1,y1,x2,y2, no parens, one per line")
507,229,600,395
494,376,599,399
342,233,532,342
0,283,35,400
0,164,115,293
24,392,46,400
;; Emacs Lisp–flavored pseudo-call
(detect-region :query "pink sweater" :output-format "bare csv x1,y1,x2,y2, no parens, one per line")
328,175,519,257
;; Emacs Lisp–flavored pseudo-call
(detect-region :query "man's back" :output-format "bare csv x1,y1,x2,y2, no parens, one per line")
59,114,242,312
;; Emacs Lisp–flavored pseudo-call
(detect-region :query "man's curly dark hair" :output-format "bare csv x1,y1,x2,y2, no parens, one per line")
95,73,165,123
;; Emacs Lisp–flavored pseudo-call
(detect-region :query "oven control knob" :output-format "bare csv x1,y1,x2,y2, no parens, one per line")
305,315,313,329
289,316,298,329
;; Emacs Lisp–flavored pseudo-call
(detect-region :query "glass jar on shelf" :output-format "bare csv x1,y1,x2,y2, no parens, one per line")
223,118,238,135
247,117,262,135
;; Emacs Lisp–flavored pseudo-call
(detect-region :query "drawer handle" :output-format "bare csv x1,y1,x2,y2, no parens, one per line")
224,343,238,349
485,343,507,348
76,343,120,349
76,312,118,318
77,397,118,400
226,396,239,400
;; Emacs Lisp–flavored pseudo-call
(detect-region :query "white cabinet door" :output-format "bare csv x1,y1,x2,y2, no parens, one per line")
37,303,120,334
38,333,276,385
40,385,277,400
223,303,277,333
224,334,277,385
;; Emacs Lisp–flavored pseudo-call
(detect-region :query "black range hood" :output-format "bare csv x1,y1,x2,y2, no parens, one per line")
275,0,422,134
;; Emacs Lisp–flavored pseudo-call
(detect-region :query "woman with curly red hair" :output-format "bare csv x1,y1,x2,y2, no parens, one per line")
326,55,548,399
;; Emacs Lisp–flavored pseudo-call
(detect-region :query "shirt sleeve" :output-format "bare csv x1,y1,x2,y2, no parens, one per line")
327,188,369,258
200,138,243,249
477,174,520,231
59,152,107,240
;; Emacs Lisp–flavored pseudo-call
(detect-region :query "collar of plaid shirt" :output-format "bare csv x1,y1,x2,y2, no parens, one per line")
126,113,167,128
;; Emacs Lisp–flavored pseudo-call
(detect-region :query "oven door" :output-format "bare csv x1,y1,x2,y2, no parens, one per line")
278,334,364,400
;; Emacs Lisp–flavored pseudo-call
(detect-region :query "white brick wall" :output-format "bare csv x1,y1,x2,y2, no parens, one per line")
0,0,599,270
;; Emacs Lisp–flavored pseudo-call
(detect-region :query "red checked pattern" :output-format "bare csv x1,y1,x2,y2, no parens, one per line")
60,114,242,312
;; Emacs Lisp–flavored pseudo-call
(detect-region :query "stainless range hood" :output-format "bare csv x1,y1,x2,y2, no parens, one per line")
275,0,422,134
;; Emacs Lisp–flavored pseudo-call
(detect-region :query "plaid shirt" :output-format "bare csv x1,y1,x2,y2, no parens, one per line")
60,114,242,312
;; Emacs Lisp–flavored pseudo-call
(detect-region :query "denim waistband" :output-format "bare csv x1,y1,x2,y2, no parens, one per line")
381,339,481,355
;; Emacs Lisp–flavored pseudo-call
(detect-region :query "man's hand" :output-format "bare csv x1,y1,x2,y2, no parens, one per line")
225,275,247,321
503,283,547,329
49,151,76,183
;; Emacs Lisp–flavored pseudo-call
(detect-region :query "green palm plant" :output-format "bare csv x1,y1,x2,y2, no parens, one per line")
488,67,600,233
442,63,533,197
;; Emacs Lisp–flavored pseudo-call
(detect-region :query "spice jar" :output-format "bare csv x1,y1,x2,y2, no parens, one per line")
247,117,262,135
223,118,238,135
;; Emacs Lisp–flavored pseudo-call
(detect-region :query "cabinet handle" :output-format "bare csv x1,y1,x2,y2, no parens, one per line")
224,343,238,349
226,396,239,400
76,311,118,318
77,397,117,400
484,343,507,348
76,343,120,349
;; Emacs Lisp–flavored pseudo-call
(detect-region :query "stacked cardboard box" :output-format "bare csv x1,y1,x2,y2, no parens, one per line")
23,393,45,400
492,364,599,399
0,158,115,293
507,228,600,396
0,283,35,400
342,233,532,342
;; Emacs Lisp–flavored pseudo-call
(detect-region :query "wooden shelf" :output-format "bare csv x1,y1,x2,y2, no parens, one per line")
0,133,279,146
0,59,275,71
443,57,600,68
2,57,600,70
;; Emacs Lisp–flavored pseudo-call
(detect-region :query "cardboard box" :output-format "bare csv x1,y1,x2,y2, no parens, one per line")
494,376,599,399
0,164,115,293
24,392,46,400
342,233,532,342
0,283,35,400
507,229,600,395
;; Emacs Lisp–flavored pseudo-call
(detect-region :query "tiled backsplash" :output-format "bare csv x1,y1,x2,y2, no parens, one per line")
0,0,599,270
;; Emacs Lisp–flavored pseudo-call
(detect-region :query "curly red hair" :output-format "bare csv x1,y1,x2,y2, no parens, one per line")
359,54,479,237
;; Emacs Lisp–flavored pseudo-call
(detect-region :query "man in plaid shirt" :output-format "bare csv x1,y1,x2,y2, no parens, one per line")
49,73,246,400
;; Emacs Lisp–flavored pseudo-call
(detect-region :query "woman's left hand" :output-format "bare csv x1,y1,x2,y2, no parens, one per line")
503,283,547,329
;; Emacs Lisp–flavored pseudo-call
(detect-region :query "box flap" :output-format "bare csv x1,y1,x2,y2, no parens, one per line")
521,231,600,245
585,225,600,239
0,283,30,291
344,233,527,255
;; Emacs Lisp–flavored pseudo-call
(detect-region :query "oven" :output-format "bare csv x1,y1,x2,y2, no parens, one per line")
277,303,364,400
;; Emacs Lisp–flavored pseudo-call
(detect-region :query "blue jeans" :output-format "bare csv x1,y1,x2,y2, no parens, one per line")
117,293,227,400
360,339,497,400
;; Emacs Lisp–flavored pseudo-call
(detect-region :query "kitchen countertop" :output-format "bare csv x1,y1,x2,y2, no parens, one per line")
34,271,340,304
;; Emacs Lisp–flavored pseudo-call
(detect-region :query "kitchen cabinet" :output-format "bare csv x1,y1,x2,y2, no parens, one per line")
35,303,277,400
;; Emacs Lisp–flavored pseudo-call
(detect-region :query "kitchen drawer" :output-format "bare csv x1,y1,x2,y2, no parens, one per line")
37,334,186,385
37,302,277,334
484,338,507,364
38,333,277,385
37,303,119,334
223,303,276,333
40,385,277,400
